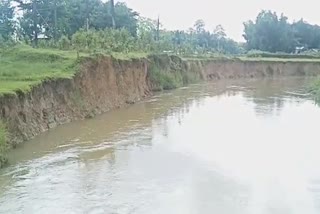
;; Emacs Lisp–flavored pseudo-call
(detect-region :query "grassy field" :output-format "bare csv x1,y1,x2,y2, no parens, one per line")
2,45,320,96
0,45,80,95
238,57,320,62
0,45,151,96
183,55,320,62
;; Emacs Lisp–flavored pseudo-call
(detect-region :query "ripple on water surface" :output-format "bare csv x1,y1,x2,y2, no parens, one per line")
1,77,320,214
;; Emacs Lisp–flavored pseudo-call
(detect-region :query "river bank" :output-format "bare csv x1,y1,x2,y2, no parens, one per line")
1,47,320,167
1,77,319,213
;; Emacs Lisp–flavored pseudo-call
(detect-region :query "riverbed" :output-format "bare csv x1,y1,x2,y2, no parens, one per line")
1,77,320,214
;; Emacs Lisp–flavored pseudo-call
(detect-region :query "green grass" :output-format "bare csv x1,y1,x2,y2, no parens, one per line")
149,66,178,90
148,56,202,91
0,45,152,96
238,57,320,62
184,55,320,62
0,45,80,95
308,79,320,102
2,44,320,96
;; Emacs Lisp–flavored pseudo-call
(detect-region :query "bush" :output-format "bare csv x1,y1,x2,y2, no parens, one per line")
309,79,320,103
71,28,136,52
149,66,178,90
0,36,16,48
38,39,57,49
58,36,71,50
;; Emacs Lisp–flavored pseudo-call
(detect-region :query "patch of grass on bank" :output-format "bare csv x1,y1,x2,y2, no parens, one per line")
184,55,320,62
0,121,8,168
238,57,320,62
0,45,152,96
0,45,80,95
148,55,202,91
4,44,320,96
309,79,320,102
149,65,178,90
182,53,320,62
245,51,320,60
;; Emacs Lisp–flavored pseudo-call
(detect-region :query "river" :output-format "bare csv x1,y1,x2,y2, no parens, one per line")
0,77,320,214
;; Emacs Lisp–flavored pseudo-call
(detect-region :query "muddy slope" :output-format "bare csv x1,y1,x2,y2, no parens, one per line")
0,56,151,146
203,60,320,79
1,56,320,147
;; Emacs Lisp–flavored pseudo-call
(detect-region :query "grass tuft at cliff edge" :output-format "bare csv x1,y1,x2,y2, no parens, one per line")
0,45,80,96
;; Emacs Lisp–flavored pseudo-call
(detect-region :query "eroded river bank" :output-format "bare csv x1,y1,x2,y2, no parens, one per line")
1,77,320,214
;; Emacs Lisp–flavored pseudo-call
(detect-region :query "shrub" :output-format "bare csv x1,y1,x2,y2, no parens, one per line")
309,79,320,103
149,66,178,90
58,36,71,50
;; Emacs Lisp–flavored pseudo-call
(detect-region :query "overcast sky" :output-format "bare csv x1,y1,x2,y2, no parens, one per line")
122,0,320,41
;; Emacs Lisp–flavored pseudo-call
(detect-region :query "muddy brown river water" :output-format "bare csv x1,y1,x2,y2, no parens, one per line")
1,77,320,214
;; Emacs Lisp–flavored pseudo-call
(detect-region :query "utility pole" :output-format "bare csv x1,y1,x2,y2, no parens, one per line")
54,0,57,41
110,0,116,28
85,0,89,31
32,0,38,47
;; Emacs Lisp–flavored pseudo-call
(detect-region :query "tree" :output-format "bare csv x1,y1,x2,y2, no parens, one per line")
14,0,139,44
213,25,226,52
0,0,15,40
292,19,320,49
15,0,68,45
213,25,226,39
113,2,139,36
15,0,41,46
8,0,240,54
243,10,296,52
66,0,102,36
194,19,205,33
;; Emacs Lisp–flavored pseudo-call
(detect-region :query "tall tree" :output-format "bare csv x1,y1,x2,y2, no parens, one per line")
243,10,296,52
0,0,15,40
15,0,68,45
194,19,205,33
292,19,320,49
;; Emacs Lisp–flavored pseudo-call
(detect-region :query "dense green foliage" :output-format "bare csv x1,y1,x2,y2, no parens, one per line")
244,10,320,53
148,55,202,90
14,0,138,42
0,0,241,54
2,1,320,55
0,0,15,41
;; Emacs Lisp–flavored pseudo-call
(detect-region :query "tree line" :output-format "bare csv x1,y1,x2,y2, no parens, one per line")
0,0,242,54
244,10,320,53
1,0,320,54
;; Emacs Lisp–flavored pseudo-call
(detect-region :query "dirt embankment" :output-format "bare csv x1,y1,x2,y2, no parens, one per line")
0,56,150,146
203,60,320,79
1,56,320,147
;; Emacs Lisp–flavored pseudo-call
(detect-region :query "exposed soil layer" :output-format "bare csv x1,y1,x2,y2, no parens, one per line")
1,56,320,147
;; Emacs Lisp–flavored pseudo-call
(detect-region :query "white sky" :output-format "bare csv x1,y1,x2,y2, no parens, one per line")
122,0,320,41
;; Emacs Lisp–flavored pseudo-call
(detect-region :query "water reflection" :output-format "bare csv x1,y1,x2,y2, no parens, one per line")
0,77,320,214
